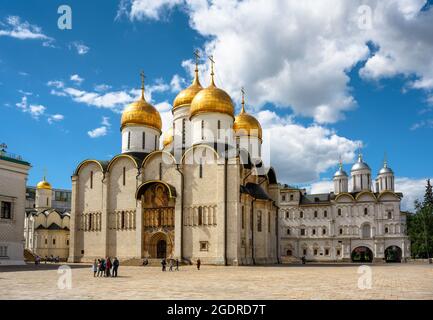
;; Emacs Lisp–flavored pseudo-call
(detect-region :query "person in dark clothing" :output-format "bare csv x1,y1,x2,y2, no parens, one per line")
105,257,112,277
161,258,166,271
175,259,179,271
301,256,306,264
112,257,119,277
98,259,105,277
197,258,201,270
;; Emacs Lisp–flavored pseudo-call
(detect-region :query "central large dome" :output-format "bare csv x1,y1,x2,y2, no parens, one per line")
189,78,234,119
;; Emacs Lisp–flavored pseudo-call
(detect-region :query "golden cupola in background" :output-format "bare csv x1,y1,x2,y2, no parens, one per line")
189,56,234,119
36,176,52,190
172,56,203,111
121,72,162,132
233,89,262,140
162,127,174,147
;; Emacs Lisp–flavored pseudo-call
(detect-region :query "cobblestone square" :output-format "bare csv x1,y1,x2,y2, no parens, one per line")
0,263,432,300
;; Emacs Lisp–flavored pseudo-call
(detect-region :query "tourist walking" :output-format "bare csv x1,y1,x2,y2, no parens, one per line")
161,258,166,272
301,255,306,265
97,259,105,277
92,259,98,277
197,258,201,270
169,259,173,271
112,257,119,277
175,259,179,271
106,257,112,277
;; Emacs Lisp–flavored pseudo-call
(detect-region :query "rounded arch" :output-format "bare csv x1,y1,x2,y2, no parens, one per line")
136,180,177,200
107,154,139,172
385,245,402,262
267,167,278,185
74,159,105,175
377,191,400,201
335,192,355,202
142,150,176,169
355,191,377,201
181,144,220,164
351,246,373,262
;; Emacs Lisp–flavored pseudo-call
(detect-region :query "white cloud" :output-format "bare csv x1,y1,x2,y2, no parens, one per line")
47,114,64,124
15,96,46,119
121,0,433,123
257,110,360,183
70,41,90,55
170,74,185,92
101,116,111,127
94,84,112,92
0,16,53,45
88,126,108,138
70,74,84,85
47,80,64,89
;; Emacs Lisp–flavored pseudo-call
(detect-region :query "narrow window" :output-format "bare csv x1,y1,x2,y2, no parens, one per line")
364,207,368,215
241,206,245,229
201,120,205,140
198,207,203,226
66,240,69,246
159,162,162,180
339,228,343,235
127,131,131,149
385,227,389,234
303,249,307,256
123,167,126,186
314,211,318,218
287,228,291,235
300,211,304,219
257,212,262,232
217,120,221,139
45,238,48,245
142,132,146,150
182,118,186,146
88,214,92,231
300,228,305,236
287,250,292,256
282,195,286,201
324,210,327,218
53,238,56,245
338,208,341,216
121,211,125,229
90,171,93,189
290,194,294,201
314,249,318,256
322,228,326,235
46,198,49,206
199,159,203,178
325,249,329,255
286,211,289,219
388,212,392,219
312,228,316,235
154,135,157,150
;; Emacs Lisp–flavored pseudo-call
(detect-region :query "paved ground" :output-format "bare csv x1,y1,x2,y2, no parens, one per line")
0,263,432,300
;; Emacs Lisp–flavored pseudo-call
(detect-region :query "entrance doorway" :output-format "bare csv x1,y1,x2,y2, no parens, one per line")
351,246,373,262
157,240,167,259
385,246,402,262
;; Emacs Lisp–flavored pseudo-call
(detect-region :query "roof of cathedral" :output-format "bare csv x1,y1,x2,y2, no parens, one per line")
233,91,262,140
240,182,272,200
173,63,202,111
26,208,70,217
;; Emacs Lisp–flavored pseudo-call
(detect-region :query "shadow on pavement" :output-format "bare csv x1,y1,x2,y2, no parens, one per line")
0,263,90,273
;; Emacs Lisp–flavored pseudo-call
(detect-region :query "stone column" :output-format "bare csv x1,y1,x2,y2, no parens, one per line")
67,175,78,263
135,196,143,258
101,172,109,257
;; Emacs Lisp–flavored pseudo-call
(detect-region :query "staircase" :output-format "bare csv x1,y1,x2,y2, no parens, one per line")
121,258,189,267
23,249,37,262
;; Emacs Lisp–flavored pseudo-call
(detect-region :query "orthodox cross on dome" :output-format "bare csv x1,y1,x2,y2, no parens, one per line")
43,167,48,181
194,49,200,70
140,70,146,99
241,87,246,113
383,151,388,168
338,155,343,170
357,142,363,161
209,55,215,85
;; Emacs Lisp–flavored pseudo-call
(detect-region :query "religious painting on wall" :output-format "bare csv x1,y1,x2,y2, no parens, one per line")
143,183,170,208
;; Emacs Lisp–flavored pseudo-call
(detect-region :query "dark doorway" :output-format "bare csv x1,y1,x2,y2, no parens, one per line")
351,246,373,262
157,240,167,259
385,246,402,262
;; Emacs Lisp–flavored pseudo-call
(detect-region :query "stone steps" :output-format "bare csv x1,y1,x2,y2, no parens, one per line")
23,249,37,262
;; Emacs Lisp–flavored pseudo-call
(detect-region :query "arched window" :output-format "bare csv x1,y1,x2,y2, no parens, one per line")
322,228,326,235
199,159,203,178
362,224,371,238
364,207,368,215
287,228,291,235
90,171,93,189
385,227,389,234
286,249,292,256
339,228,343,235
257,211,262,232
312,228,316,235
338,208,342,216
127,131,131,149
142,132,146,149
300,211,304,219
286,211,289,219
123,167,126,186
198,207,203,226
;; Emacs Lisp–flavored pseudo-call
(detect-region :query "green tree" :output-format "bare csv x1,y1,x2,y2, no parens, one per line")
408,180,433,258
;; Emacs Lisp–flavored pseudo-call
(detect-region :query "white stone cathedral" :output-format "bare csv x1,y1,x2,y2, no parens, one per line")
279,155,410,263
69,59,279,265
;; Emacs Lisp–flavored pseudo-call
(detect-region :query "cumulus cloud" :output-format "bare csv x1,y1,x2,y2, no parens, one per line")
15,96,46,119
120,0,433,123
0,15,54,46
257,110,360,183
47,114,64,124
70,41,90,55
70,74,84,85
88,117,111,138
170,74,186,92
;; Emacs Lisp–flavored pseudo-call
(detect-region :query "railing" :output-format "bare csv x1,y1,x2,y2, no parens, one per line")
0,150,24,161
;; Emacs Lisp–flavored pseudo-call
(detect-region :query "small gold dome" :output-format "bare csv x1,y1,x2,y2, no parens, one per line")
121,73,162,132
173,70,202,111
37,178,52,190
233,99,262,140
190,79,234,119
162,127,174,147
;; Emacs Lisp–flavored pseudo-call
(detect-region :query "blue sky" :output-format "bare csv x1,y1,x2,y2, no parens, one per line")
1,0,432,210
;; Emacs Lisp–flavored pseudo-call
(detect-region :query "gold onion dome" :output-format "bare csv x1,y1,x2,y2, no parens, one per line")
233,90,262,140
172,66,203,111
121,72,162,132
162,127,174,147
37,177,52,190
190,57,234,119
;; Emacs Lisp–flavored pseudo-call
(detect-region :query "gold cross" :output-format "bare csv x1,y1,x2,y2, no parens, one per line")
241,87,245,112
209,55,215,73
194,49,200,65
140,70,145,98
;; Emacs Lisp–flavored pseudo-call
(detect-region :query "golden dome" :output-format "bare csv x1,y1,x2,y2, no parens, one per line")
37,177,52,190
189,69,234,119
162,127,174,147
173,68,203,111
233,94,262,140
121,72,162,132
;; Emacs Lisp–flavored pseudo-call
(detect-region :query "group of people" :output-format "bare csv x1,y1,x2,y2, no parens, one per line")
92,257,120,277
160,258,180,271
34,255,60,265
